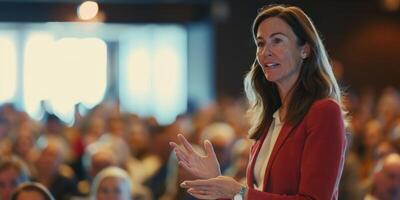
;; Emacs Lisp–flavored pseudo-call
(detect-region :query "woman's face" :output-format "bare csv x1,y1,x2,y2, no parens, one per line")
97,177,130,200
256,17,307,90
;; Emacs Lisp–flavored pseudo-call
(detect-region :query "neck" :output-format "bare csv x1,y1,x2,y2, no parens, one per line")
277,83,294,122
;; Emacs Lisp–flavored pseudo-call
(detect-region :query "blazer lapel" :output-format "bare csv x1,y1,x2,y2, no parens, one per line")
246,122,270,188
262,122,295,191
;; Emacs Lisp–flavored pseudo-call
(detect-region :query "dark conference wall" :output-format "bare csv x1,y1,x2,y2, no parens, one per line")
214,0,400,97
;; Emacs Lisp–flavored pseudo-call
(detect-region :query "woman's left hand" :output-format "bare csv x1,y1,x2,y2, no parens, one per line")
180,176,243,199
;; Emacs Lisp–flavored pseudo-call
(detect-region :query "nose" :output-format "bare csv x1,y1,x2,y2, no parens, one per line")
260,46,272,57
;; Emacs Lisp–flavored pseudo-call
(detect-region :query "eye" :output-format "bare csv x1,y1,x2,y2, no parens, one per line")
256,41,265,47
272,37,283,44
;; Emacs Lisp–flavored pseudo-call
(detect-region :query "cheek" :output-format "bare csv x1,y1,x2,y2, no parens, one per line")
282,50,301,66
256,51,263,63
271,46,287,61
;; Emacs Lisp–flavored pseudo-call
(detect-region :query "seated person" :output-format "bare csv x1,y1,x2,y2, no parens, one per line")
91,166,132,200
365,153,400,200
11,182,55,200
0,156,30,200
34,137,79,200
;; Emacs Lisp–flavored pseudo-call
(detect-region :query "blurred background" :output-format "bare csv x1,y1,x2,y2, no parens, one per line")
0,0,399,200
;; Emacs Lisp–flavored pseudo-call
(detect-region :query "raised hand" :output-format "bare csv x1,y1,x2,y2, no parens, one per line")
169,134,221,179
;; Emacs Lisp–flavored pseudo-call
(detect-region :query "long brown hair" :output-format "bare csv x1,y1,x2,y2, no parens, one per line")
244,5,343,139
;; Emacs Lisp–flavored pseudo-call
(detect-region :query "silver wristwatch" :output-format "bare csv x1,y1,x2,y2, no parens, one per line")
233,186,246,200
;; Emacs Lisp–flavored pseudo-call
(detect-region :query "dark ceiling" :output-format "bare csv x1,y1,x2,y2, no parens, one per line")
0,0,212,4
0,0,214,22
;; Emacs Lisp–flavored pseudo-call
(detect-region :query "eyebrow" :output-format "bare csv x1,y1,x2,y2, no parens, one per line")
256,32,287,40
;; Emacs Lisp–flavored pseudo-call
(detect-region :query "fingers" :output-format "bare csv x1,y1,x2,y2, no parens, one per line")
174,146,189,162
182,177,234,199
178,161,195,174
204,140,217,160
204,140,222,175
178,134,194,154
181,179,213,187
187,188,213,199
184,183,218,199
169,141,179,149
169,142,188,162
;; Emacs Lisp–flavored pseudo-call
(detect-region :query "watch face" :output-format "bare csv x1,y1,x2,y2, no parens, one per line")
233,194,242,200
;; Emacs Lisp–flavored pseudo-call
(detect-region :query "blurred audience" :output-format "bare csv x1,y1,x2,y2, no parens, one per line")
224,138,252,184
0,85,400,200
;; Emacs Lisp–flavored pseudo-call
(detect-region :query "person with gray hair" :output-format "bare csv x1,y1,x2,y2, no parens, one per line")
365,153,400,200
34,137,78,200
0,156,30,200
91,166,132,200
11,182,55,200
199,122,236,173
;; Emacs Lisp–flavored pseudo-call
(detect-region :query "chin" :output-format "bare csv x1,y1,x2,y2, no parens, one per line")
264,75,277,83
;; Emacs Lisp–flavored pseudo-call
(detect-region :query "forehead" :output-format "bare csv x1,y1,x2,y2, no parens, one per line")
256,17,295,38
100,177,124,187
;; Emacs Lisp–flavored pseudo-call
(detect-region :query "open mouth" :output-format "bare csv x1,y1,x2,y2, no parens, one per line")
265,63,280,68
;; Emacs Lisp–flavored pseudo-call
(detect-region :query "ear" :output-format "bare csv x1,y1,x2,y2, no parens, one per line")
301,43,311,59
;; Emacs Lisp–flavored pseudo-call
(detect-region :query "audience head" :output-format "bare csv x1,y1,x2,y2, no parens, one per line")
364,119,383,149
11,182,54,200
371,153,400,200
12,128,36,158
0,156,30,200
35,137,66,176
200,122,235,169
126,122,150,158
91,166,132,200
84,143,117,179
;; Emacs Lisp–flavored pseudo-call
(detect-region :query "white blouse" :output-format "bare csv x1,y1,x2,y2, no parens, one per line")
253,110,283,190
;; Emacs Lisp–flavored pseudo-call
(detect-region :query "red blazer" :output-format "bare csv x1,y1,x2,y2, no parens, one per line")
246,98,346,200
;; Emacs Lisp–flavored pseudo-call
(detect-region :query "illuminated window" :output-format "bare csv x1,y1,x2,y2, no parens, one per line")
1,22,202,125
0,31,17,103
23,32,107,124
119,25,187,124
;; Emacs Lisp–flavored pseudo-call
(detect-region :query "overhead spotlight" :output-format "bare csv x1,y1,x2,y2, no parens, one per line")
77,1,99,20
382,0,400,11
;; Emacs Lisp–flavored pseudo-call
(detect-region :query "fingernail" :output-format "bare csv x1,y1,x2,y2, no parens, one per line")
180,182,186,187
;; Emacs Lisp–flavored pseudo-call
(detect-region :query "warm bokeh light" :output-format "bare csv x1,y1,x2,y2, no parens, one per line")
383,0,400,11
77,1,99,20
